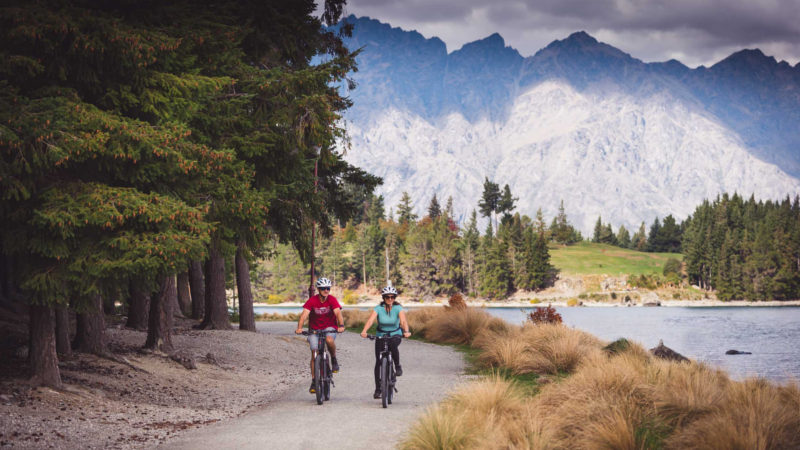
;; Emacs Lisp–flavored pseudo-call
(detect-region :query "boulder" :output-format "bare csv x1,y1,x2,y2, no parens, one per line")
650,340,689,362
725,349,752,355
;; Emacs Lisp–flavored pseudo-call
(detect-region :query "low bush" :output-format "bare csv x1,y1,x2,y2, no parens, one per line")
527,305,562,325
448,292,467,310
266,294,284,304
566,298,579,307
341,289,358,305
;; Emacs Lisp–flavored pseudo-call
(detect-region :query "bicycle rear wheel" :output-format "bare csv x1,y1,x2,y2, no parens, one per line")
381,357,389,408
315,353,324,405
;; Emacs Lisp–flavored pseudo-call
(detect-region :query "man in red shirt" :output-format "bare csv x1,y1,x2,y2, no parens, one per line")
295,277,345,393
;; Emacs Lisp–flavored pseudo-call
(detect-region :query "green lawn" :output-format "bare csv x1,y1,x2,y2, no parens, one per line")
549,242,682,276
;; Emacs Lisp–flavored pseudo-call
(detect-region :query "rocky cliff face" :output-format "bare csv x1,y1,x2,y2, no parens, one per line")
335,16,800,232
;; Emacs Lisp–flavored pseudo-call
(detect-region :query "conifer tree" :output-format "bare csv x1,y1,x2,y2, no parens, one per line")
478,178,501,231
461,210,480,296
427,194,442,219
397,192,417,225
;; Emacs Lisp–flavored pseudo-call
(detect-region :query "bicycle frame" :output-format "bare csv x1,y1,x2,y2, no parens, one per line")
303,330,336,405
368,334,400,408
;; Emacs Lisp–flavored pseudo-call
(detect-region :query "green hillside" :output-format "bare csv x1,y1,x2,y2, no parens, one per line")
550,242,681,276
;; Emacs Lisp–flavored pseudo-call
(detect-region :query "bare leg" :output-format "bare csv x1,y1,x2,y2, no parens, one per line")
325,336,337,359
310,351,316,378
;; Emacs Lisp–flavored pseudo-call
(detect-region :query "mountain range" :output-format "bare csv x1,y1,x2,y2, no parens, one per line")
334,16,800,233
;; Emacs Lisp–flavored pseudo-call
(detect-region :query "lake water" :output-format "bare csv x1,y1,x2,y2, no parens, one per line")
254,305,800,383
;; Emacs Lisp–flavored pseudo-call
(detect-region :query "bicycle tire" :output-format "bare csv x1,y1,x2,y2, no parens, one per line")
323,354,331,401
381,357,389,408
388,363,394,405
315,353,324,405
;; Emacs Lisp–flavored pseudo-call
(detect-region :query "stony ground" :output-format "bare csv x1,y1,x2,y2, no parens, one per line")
0,318,309,449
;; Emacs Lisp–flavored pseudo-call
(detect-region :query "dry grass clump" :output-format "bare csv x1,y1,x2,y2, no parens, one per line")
666,378,800,449
649,360,730,428
422,307,508,346
402,306,800,449
401,376,543,450
406,307,444,336
342,309,371,330
255,312,300,321
474,323,605,375
530,352,664,449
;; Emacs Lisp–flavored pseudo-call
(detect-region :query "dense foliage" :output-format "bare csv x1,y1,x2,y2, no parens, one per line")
682,194,800,300
0,0,379,386
265,191,566,300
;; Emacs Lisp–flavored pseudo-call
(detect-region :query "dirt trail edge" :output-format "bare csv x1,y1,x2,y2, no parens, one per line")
161,321,466,450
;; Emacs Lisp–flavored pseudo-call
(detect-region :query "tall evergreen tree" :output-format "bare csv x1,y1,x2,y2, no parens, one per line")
478,177,501,231
427,194,442,219
397,192,417,225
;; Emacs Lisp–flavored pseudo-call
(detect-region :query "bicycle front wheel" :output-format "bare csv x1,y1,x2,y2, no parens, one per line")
381,357,389,408
388,364,394,405
323,354,331,401
315,353,324,405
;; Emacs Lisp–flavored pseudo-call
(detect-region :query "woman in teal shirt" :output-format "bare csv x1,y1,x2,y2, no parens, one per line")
360,284,411,398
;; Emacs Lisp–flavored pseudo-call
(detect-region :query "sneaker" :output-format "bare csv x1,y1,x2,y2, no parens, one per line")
395,365,403,377
309,380,316,394
332,358,340,373
373,388,381,399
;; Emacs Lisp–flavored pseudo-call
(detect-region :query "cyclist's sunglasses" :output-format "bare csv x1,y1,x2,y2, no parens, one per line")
383,295,396,299
318,287,330,291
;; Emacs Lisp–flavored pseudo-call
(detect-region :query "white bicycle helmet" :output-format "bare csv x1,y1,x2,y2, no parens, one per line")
315,277,332,288
381,285,398,296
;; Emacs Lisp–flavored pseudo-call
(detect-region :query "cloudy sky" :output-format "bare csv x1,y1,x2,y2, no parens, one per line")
338,0,800,67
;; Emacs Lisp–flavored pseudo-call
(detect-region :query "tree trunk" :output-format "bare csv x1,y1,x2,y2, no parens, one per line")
73,294,109,356
126,279,150,330
188,260,205,320
236,242,256,331
169,274,183,318
102,294,116,315
200,242,230,329
54,306,72,357
29,305,62,388
144,275,175,353
177,271,191,317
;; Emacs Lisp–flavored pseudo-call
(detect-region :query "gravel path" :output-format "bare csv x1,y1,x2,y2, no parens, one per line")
161,322,466,450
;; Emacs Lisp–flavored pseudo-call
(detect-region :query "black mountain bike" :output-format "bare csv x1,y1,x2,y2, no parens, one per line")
368,334,400,408
302,330,337,405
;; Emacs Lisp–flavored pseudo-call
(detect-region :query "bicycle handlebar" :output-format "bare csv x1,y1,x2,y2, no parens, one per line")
366,334,403,341
301,330,342,336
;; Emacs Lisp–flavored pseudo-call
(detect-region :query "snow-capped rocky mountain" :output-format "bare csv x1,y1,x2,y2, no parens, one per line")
335,16,800,233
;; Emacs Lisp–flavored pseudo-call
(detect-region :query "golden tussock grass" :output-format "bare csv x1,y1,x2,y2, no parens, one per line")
666,378,800,449
422,307,508,346
404,308,800,449
341,309,371,330
474,323,604,375
406,307,444,336
402,376,547,450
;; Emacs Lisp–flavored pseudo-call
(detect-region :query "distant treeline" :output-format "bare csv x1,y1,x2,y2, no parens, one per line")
682,194,800,300
264,190,800,303
264,185,586,300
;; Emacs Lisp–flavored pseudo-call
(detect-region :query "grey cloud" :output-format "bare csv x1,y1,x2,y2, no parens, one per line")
345,0,800,65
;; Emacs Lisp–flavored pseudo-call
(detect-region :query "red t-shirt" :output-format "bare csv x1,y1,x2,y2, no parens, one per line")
303,295,341,330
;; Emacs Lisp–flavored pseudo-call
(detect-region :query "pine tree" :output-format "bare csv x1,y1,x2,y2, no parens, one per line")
616,225,631,248
461,210,480,296
478,177,501,231
397,192,417,225
427,194,442,219
497,184,518,224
